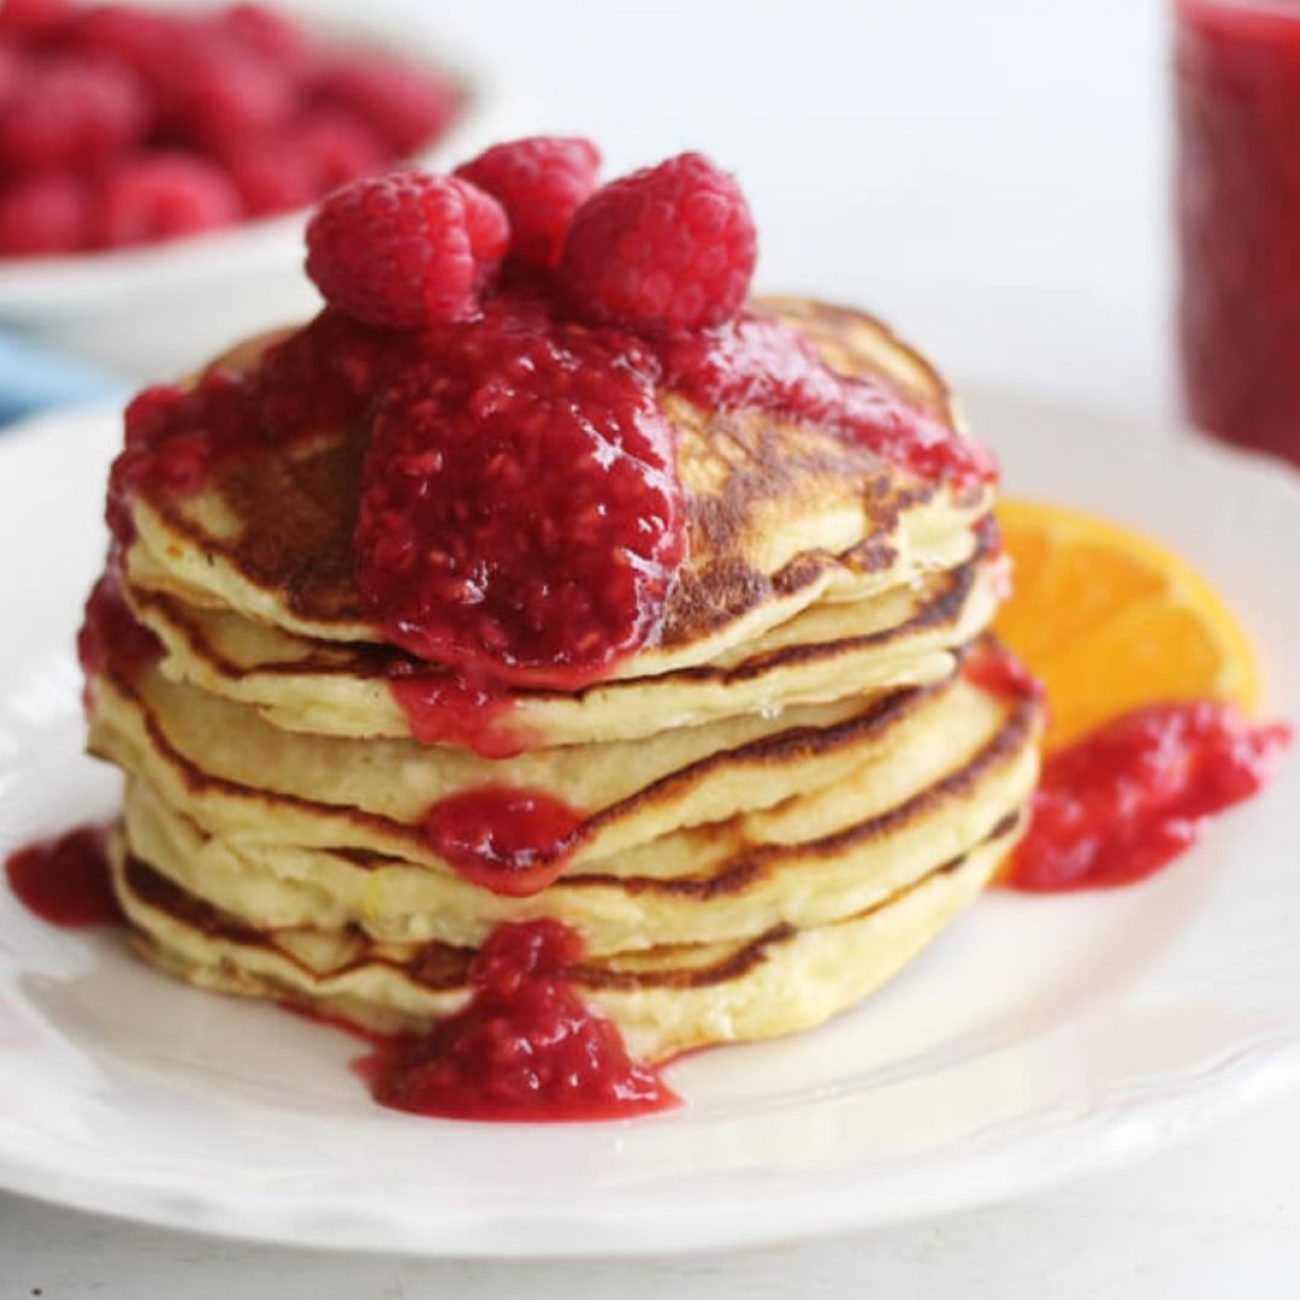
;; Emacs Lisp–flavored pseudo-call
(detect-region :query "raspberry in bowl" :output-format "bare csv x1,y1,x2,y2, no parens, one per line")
0,0,526,376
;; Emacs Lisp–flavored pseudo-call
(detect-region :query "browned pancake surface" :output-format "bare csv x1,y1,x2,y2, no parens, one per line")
138,300,986,649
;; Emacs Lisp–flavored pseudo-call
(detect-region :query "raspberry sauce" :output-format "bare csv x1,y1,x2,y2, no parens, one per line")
385,666,529,758
660,312,998,487
354,919,678,1121
1177,0,1300,466
422,786,583,896
108,290,992,734
354,299,685,690
1008,701,1291,892
354,295,992,695
108,380,232,547
106,310,407,547
76,561,161,681
962,642,1045,705
5,826,121,927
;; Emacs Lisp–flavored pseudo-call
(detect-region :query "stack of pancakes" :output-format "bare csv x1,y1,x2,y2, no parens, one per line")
89,299,1041,1064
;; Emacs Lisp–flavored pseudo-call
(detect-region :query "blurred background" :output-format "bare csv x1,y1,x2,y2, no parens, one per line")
0,0,1171,420
447,0,1170,421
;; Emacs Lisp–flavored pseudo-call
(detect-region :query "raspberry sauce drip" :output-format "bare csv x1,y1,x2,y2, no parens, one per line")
106,309,408,547
385,665,529,758
659,312,998,487
354,298,685,690
5,826,121,927
76,559,162,681
1008,701,1291,892
355,919,679,1122
107,375,246,546
962,642,1045,706
422,786,583,897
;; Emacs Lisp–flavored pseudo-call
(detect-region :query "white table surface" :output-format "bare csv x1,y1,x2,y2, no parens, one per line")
10,0,1300,1294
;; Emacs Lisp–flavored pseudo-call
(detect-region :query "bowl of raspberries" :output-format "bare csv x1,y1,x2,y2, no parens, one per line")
0,0,522,375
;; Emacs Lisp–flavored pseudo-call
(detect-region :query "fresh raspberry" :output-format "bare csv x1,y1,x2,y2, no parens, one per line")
228,112,384,217
221,134,319,216
93,153,243,249
455,136,600,270
305,171,508,328
0,54,150,173
0,174,88,255
0,42,22,110
294,109,386,191
69,5,183,87
312,52,458,154
0,0,73,38
561,152,757,331
166,39,295,154
219,4,313,79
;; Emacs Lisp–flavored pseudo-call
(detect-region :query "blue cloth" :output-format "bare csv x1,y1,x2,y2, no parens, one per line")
0,332,121,425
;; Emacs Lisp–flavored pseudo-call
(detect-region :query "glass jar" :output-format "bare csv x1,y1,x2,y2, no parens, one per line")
1177,0,1300,467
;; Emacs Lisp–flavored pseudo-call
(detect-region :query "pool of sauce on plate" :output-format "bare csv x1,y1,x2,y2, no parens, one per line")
1008,700,1291,892
352,920,679,1122
4,826,120,927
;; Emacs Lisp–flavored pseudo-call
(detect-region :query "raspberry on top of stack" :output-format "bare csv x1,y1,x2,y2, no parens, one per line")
84,137,1043,1121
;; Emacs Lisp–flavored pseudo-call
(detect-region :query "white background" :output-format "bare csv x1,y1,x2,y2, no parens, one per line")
9,1,1300,1295
432,0,1176,424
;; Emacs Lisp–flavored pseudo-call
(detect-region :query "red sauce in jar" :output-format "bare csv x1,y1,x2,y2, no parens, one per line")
1177,0,1300,465
5,825,121,927
1008,701,1291,892
422,786,583,896
354,919,678,1122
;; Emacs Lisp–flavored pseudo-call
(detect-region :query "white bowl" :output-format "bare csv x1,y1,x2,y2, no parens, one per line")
0,0,534,378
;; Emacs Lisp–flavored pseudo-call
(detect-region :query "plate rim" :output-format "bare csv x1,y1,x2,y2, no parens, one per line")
2,1024,1300,1257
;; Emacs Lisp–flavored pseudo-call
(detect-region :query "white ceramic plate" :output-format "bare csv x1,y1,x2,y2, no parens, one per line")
1,391,1299,1257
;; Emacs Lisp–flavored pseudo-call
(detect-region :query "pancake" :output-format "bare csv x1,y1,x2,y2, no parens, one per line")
90,654,1033,876
118,301,992,684
116,681,1038,954
132,554,1001,747
114,811,1020,1063
83,284,1042,1086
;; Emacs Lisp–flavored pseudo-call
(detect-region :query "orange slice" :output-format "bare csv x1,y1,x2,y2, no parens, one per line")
994,498,1261,751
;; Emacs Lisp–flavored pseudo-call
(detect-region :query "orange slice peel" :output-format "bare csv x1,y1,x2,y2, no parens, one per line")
993,498,1262,752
